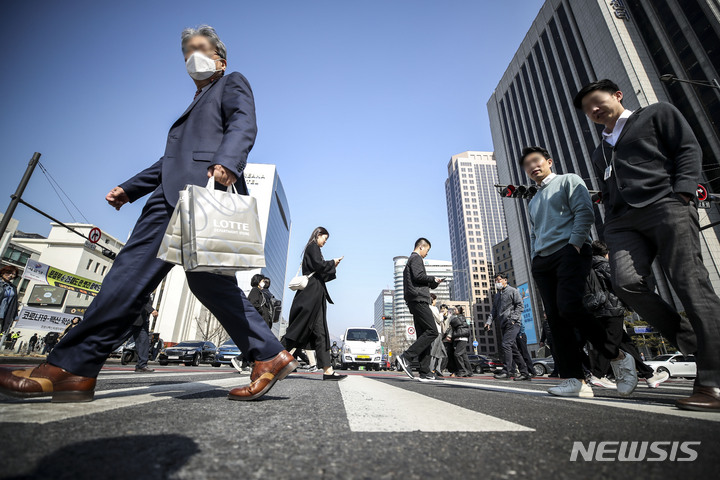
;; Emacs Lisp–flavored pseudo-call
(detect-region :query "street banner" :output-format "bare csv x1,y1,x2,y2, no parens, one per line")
517,282,538,344
14,306,79,333
22,261,102,297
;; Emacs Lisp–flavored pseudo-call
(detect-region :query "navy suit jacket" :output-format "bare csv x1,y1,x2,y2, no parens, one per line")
119,72,257,206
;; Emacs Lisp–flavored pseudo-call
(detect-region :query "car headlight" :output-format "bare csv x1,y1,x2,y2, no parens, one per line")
345,346,352,354
160,349,166,355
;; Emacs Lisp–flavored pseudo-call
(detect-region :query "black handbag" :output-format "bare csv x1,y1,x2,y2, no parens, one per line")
583,268,607,311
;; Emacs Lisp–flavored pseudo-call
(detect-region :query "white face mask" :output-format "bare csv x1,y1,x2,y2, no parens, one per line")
186,52,219,81
495,282,504,290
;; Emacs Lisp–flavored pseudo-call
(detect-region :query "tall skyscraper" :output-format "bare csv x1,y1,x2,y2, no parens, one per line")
391,256,453,352
445,151,506,355
487,0,720,348
373,289,394,337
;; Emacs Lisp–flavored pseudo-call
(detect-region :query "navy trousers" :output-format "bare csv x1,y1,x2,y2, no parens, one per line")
48,186,283,378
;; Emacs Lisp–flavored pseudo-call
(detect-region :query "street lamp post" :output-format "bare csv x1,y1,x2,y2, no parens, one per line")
659,74,720,90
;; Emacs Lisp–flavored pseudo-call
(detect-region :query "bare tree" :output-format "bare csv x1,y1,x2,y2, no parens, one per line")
194,308,228,345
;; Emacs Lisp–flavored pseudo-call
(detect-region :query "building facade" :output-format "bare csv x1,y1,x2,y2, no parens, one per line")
153,163,292,343
492,238,516,287
445,151,506,356
486,0,720,346
373,289,394,337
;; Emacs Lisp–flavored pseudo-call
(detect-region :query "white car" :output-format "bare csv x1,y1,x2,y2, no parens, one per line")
644,353,696,378
340,327,384,371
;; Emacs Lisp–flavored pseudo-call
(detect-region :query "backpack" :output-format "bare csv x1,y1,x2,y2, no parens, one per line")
583,268,607,311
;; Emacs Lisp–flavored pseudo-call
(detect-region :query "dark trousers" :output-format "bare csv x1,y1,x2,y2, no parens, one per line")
453,339,472,375
605,196,720,387
131,317,150,369
516,332,533,375
532,244,619,379
405,301,439,375
501,322,527,375
48,186,284,378
589,315,655,379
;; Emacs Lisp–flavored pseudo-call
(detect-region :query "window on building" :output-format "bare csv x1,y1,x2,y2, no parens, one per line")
87,259,93,270
94,263,100,273
101,266,107,275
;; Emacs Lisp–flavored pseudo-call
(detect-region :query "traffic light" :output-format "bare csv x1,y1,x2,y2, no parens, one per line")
101,248,117,260
591,191,603,204
497,184,538,199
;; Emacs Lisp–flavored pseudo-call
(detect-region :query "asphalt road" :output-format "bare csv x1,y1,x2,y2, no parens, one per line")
0,363,718,480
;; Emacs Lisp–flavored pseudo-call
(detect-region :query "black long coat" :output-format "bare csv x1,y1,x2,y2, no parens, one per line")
285,242,337,350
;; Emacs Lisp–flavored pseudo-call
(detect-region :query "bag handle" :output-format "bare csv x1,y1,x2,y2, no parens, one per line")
206,176,238,196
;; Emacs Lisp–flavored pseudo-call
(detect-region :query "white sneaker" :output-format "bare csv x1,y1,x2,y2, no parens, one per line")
548,378,594,398
230,356,245,373
645,370,670,388
610,350,638,396
588,375,617,389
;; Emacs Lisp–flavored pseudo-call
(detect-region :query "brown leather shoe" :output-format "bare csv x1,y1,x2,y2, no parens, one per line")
0,363,96,403
676,385,720,412
228,350,298,401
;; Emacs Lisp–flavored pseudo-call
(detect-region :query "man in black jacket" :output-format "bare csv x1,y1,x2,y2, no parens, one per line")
575,79,720,411
397,238,444,381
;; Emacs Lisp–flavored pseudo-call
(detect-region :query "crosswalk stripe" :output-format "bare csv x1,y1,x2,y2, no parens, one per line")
338,375,534,432
97,371,243,380
439,379,720,423
0,377,241,424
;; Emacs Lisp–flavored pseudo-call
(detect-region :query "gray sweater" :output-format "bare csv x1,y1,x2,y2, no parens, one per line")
528,173,594,258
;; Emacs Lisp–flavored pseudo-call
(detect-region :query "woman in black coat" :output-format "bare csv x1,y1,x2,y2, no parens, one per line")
283,227,346,381
0,265,19,334
247,274,272,328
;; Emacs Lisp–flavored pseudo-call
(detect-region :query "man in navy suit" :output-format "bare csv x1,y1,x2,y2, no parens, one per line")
0,25,297,403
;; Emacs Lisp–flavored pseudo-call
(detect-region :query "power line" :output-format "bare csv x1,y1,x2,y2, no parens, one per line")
37,162,91,224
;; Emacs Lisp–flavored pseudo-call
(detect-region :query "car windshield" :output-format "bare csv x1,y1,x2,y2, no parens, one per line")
346,329,379,342
651,355,674,361
221,340,237,348
175,342,203,348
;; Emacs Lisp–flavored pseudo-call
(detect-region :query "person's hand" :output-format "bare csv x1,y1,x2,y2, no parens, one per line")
484,324,491,331
435,277,444,283
152,310,159,318
678,193,692,204
334,256,344,266
539,341,545,348
208,164,237,187
106,186,130,211
573,244,580,253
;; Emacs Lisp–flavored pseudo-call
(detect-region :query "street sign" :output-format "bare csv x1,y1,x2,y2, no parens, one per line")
697,183,708,201
699,200,711,209
634,326,653,334
88,227,102,244
407,326,415,336
472,341,479,347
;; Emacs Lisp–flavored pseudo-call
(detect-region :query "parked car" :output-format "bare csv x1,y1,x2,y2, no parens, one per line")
468,354,504,374
644,353,697,378
158,340,217,366
532,356,555,376
212,339,242,367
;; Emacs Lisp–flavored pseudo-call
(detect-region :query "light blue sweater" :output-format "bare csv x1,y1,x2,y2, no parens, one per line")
528,173,594,258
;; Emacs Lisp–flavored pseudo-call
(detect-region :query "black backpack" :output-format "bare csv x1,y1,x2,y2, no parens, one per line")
583,268,607,311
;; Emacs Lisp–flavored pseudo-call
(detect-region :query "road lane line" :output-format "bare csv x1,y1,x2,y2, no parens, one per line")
338,375,534,433
97,371,243,380
0,377,241,424
439,379,720,423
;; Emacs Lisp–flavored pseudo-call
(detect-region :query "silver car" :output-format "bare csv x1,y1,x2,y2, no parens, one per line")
644,353,697,378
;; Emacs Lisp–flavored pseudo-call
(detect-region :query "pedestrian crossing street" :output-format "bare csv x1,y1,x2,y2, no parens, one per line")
1,368,718,426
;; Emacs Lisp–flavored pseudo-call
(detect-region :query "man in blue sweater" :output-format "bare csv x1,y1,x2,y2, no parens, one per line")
575,79,720,412
523,146,637,398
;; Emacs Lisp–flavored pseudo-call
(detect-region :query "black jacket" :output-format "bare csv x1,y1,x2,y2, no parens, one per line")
587,255,625,318
403,252,439,304
490,285,523,328
248,286,271,326
448,315,470,339
591,102,701,219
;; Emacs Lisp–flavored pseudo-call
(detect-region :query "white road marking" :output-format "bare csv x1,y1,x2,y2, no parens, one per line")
440,379,720,423
0,377,242,424
97,370,244,380
338,375,534,432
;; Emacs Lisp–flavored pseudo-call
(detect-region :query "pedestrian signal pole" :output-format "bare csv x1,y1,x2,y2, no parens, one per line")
0,152,41,247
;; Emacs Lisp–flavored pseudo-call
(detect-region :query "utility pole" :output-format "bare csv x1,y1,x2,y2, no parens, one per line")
0,153,41,251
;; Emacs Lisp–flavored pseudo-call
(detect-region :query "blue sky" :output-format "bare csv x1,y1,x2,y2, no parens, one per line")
1,0,544,337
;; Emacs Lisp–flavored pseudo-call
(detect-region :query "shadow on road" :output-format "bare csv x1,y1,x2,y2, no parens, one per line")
5,434,199,480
